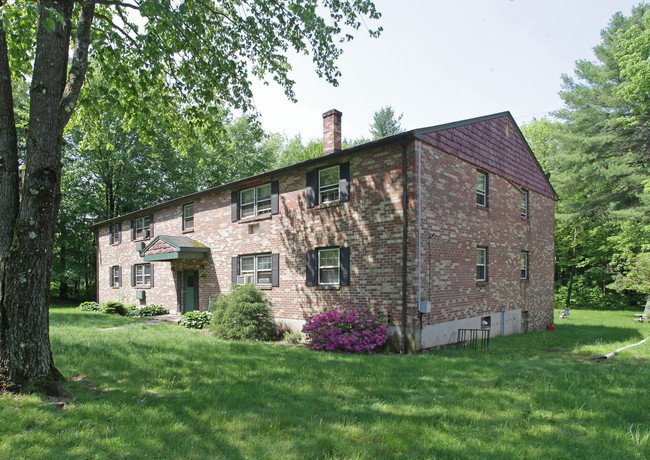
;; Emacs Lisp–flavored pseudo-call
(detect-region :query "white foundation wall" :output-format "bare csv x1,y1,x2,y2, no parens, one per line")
421,308,522,349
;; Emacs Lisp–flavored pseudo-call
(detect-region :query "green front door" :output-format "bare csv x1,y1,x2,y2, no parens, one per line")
184,270,196,312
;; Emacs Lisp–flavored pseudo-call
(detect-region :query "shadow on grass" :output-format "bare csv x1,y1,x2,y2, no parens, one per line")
39,323,650,459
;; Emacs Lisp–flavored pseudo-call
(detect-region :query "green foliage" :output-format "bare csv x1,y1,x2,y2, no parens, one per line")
210,284,277,341
137,305,169,317
101,301,125,315
179,311,213,330
283,331,303,344
77,301,100,312
615,9,650,128
123,304,139,317
275,135,324,168
521,5,650,312
369,106,403,140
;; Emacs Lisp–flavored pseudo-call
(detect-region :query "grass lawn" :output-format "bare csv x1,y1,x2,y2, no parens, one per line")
1,307,649,459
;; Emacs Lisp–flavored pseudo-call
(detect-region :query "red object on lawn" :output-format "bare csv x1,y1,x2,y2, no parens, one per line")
547,324,555,331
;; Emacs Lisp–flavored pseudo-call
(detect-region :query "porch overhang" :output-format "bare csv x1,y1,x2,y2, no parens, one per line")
141,235,210,262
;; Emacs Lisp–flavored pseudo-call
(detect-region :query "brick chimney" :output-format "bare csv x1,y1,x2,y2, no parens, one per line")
322,109,342,155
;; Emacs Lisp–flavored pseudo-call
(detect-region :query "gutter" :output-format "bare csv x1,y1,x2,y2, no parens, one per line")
401,142,408,355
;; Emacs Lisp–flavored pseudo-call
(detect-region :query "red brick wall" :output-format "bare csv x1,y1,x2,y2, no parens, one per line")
415,139,555,333
97,142,412,324
96,131,554,348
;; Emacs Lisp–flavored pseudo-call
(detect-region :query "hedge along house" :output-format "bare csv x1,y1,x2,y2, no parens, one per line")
94,109,557,351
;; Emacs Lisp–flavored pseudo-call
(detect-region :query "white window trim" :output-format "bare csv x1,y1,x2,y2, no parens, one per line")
111,266,120,286
319,165,340,205
135,216,151,240
476,171,488,207
135,263,151,287
521,190,529,218
183,203,194,230
239,254,272,286
476,247,487,282
521,251,529,280
240,184,272,219
318,247,340,286
111,224,120,244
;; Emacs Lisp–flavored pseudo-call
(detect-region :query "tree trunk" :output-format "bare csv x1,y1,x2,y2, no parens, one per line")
0,0,77,393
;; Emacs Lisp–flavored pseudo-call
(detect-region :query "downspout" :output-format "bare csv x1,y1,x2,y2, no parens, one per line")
95,228,99,302
401,142,408,355
417,140,423,350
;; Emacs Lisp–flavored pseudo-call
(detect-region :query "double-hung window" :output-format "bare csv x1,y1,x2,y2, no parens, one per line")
476,247,488,282
240,184,272,219
521,251,529,280
110,223,121,245
234,253,278,286
110,266,121,287
476,171,488,207
306,163,349,208
135,263,151,287
183,203,194,231
319,166,340,204
306,247,350,287
135,216,151,240
477,170,488,207
521,190,529,218
318,248,340,285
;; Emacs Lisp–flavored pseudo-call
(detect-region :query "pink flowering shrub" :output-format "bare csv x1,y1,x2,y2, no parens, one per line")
302,305,389,353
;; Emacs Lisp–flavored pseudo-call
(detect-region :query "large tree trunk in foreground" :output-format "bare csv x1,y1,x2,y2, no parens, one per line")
0,0,83,394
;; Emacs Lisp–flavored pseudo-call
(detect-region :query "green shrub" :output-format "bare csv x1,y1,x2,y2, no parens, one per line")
124,304,139,317
283,331,303,344
179,311,213,329
210,284,277,341
138,305,169,317
102,301,125,315
78,301,101,312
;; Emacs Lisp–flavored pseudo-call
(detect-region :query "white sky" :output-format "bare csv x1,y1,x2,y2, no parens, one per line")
248,0,642,142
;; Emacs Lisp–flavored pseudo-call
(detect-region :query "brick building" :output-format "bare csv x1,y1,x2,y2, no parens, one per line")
94,110,556,351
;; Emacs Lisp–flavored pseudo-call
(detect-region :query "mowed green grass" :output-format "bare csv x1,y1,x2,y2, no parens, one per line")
1,307,649,459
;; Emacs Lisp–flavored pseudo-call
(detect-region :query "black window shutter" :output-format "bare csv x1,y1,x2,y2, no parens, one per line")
231,256,238,283
339,162,350,202
231,191,238,222
150,263,155,287
485,174,489,207
176,271,183,311
109,267,114,287
340,247,350,286
131,265,136,287
306,250,315,286
131,220,135,240
149,214,154,238
194,270,199,310
118,266,122,287
271,181,279,215
109,227,114,245
306,171,316,208
117,223,122,243
271,253,279,287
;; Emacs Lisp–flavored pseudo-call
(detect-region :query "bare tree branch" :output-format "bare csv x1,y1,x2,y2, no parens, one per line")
94,11,139,47
59,0,96,133
87,0,139,10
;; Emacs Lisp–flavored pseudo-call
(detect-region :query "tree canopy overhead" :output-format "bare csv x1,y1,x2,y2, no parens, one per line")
0,0,382,393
